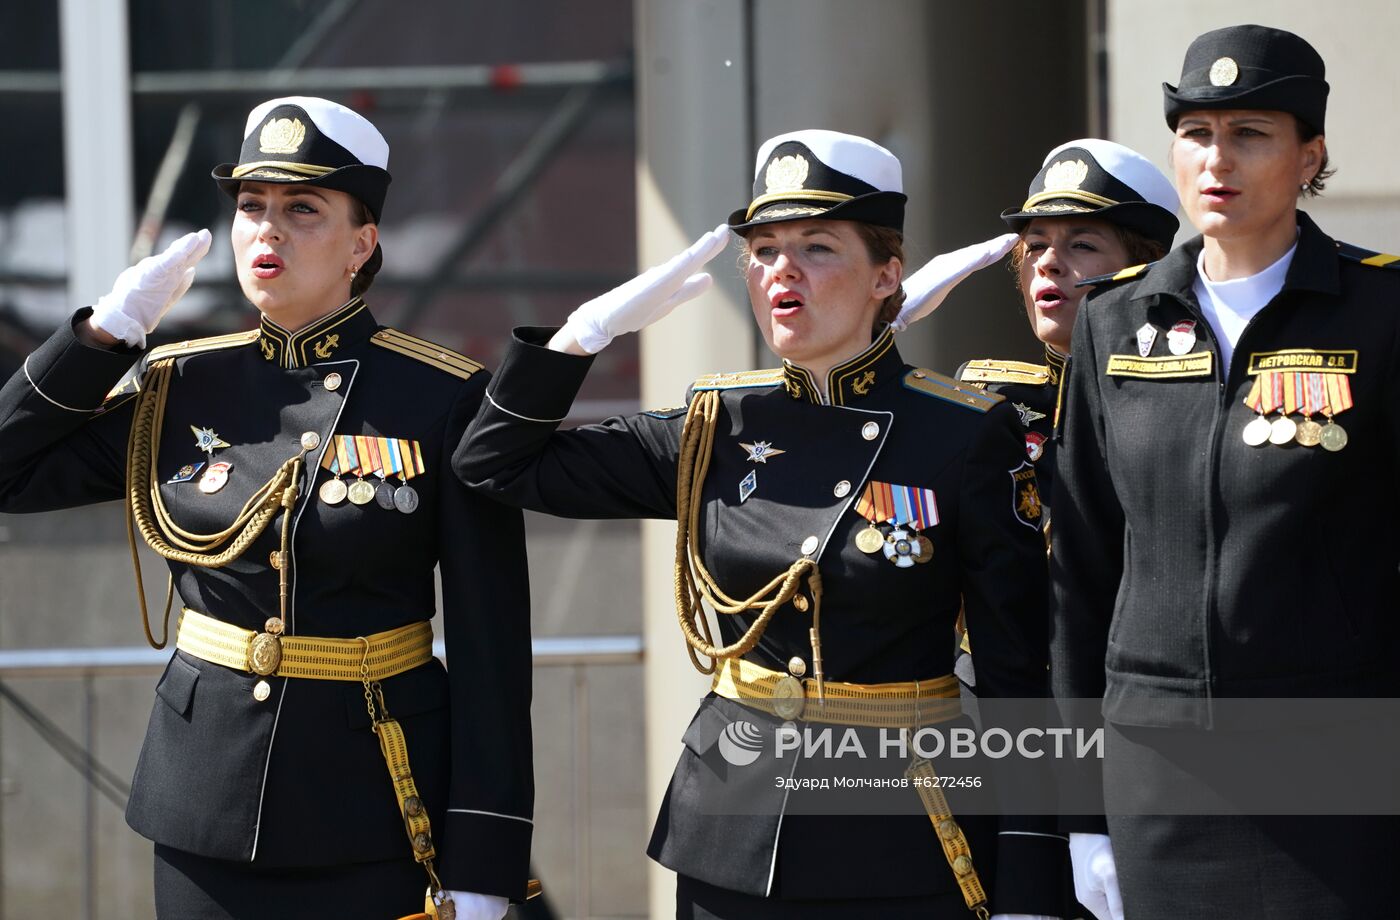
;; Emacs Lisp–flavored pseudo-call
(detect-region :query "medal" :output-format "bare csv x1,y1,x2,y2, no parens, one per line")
319,478,348,505
914,535,934,563
375,479,397,510
1294,419,1323,447
190,425,231,454
855,524,885,554
1268,415,1297,445
348,479,376,505
393,485,420,514
1242,415,1272,446
1320,420,1348,452
773,675,805,720
882,527,928,568
198,461,232,494
739,440,786,463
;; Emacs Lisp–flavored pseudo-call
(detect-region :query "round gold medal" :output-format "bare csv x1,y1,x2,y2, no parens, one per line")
855,525,885,554
914,535,934,563
772,675,805,720
319,478,348,505
1320,422,1349,452
347,479,376,505
1242,415,1272,447
1294,419,1323,447
1268,415,1298,445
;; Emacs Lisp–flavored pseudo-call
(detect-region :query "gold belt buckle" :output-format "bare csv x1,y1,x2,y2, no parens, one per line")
248,617,285,676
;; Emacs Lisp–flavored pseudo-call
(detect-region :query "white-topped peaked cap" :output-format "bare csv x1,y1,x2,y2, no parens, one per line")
729,129,908,233
1001,137,1180,249
212,95,393,222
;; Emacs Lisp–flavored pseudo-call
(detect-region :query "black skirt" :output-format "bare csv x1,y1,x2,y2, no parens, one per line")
154,844,426,920
1103,723,1397,920
676,873,967,920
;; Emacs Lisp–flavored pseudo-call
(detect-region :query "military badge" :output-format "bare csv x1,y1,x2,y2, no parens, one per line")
1025,431,1047,462
1009,462,1042,530
1167,319,1197,356
1013,402,1047,427
168,462,205,484
198,461,233,495
739,469,757,503
740,441,786,463
1136,324,1158,358
853,481,939,564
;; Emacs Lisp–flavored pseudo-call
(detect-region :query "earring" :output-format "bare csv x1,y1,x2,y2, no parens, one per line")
350,265,359,279
1299,181,1310,192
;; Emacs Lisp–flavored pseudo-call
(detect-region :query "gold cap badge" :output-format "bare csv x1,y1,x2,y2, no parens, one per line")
259,117,307,155
1209,56,1239,87
764,154,809,194
1043,159,1088,192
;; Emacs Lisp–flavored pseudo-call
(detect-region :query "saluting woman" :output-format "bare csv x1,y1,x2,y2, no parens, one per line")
0,97,531,920
1051,25,1400,920
457,130,1065,919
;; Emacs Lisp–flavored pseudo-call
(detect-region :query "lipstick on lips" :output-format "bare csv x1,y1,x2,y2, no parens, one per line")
769,289,804,317
251,252,285,279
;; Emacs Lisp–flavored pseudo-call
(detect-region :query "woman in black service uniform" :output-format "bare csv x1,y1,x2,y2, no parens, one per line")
456,130,1066,919
0,96,532,920
1051,25,1400,920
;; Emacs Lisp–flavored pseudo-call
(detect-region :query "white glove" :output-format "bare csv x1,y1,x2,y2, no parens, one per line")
91,229,213,348
991,915,1062,920
560,223,730,353
891,232,1019,332
1069,832,1124,920
441,890,509,920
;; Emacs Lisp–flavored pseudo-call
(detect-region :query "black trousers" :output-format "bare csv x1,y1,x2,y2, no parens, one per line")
154,844,425,920
676,873,967,920
1104,723,1396,920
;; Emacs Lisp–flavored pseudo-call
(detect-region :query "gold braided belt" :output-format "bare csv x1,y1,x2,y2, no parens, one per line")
711,657,961,728
175,608,433,681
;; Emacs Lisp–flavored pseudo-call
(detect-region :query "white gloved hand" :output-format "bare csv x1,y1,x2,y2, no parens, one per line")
891,232,1019,332
441,891,509,920
91,229,213,348
559,223,730,353
1069,832,1125,920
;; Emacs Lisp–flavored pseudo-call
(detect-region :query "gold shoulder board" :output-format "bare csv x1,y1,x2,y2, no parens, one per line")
1337,241,1400,269
146,329,260,363
693,368,785,391
370,328,483,381
1076,262,1151,289
903,369,1004,412
958,359,1050,386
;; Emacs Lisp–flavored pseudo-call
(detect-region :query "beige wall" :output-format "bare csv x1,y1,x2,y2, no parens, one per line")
1107,1,1400,247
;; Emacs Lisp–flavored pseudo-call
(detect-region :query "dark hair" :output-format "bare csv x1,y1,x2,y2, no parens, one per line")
349,197,378,297
737,223,906,335
1008,222,1168,289
1297,119,1333,197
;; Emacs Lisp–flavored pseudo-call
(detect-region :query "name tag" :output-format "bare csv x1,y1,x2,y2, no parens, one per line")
1246,349,1357,374
1105,353,1213,379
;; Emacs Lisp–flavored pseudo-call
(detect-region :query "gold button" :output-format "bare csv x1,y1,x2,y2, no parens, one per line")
300,431,320,451
788,657,807,678
404,795,424,818
252,680,271,702
269,551,282,570
264,617,284,637
833,480,851,498
800,535,819,555
792,593,810,613
952,854,973,876
323,372,342,392
412,832,432,854
913,370,926,379
938,819,959,840
861,421,880,440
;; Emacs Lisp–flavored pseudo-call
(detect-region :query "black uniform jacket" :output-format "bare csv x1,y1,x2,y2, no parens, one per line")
0,301,533,899
957,345,1065,513
455,326,1066,913
1051,212,1400,729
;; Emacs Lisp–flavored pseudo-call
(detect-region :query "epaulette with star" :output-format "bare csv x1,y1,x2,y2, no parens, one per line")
692,368,785,391
370,328,483,381
1075,261,1155,289
902,368,1004,413
1336,241,1400,269
958,359,1050,387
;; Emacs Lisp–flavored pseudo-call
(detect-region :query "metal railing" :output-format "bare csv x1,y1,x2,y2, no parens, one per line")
0,635,643,920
